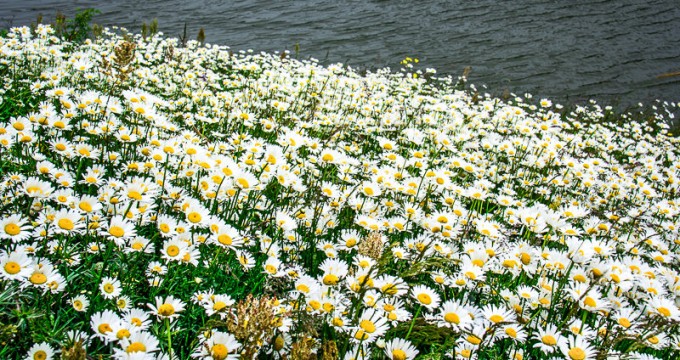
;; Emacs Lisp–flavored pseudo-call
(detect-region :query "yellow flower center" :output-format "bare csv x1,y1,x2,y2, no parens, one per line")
103,283,115,293
58,218,74,230
273,335,285,351
166,245,180,257
354,329,369,341
211,344,229,360
217,234,232,245
30,273,47,284
33,350,47,360
116,329,131,339
444,312,460,324
417,293,432,305
73,300,83,310
79,202,93,212
359,319,376,333
505,327,518,338
4,223,20,236
236,178,250,189
323,274,339,286
128,190,142,201
158,303,175,316
583,296,597,308
126,342,147,353
98,323,112,334
542,335,557,346
187,212,202,223
109,226,125,238
332,317,344,327
392,349,407,360
296,284,310,293
467,335,482,345
4,261,20,275
618,318,631,328
568,347,586,360
658,307,671,317
213,301,228,312
489,314,504,323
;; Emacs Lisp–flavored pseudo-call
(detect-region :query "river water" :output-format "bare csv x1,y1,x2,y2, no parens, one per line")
2,0,679,108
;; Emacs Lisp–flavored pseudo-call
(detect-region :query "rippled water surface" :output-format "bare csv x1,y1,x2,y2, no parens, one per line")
2,0,679,107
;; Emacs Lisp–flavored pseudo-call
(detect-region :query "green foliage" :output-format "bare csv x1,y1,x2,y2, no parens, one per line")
53,8,101,43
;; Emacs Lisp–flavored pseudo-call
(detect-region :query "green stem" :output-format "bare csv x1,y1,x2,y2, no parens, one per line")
405,305,422,340
165,318,172,356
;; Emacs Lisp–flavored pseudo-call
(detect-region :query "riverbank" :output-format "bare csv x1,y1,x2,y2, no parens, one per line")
1,24,679,359
2,0,680,108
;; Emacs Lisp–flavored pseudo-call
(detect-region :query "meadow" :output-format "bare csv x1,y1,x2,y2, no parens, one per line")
1,23,680,360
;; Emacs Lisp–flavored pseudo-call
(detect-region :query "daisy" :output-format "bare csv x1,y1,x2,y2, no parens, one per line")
481,304,516,325
559,335,596,360
161,238,188,263
235,250,255,271
501,323,527,342
76,194,103,214
25,342,56,360
126,236,153,253
319,258,349,286
23,177,54,199
384,337,418,360
232,170,259,191
123,308,152,331
184,203,210,227
51,209,84,235
648,296,680,321
411,285,440,311
352,308,389,344
148,295,185,320
114,331,160,359
155,214,178,238
146,262,167,278
104,216,137,246
210,221,243,249
532,324,562,354
0,251,33,281
203,294,235,318
263,256,285,277
107,320,138,343
100,276,123,299
361,181,382,197
91,310,122,343
0,214,32,241
116,295,132,312
294,274,321,295
70,294,89,312
437,299,473,330
192,330,241,360
180,245,201,266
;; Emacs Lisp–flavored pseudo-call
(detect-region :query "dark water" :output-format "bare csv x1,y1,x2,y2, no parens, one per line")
2,0,680,108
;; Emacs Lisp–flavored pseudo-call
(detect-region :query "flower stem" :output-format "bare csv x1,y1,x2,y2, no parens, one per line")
165,318,172,357
405,305,422,340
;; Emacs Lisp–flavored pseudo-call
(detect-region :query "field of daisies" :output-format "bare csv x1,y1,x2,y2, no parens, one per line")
1,23,680,360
